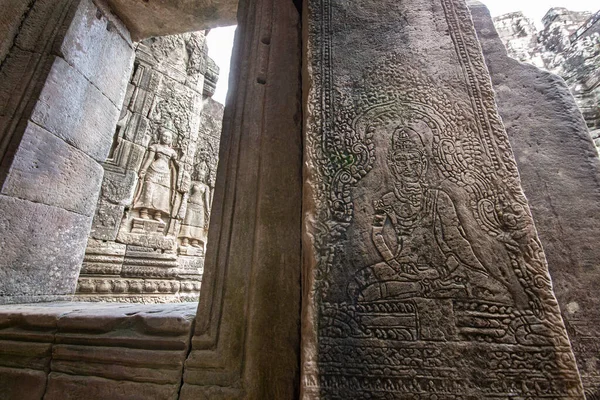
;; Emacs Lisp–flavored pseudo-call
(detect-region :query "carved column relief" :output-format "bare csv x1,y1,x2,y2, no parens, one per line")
76,32,224,302
302,0,584,398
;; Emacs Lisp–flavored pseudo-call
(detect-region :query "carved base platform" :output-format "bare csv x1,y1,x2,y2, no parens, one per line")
116,230,177,251
76,239,203,302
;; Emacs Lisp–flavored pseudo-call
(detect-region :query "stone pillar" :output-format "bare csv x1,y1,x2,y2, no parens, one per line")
302,0,584,398
469,2,600,397
0,0,134,304
180,0,303,397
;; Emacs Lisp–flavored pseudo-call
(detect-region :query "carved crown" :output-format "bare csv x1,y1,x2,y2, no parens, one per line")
390,126,426,157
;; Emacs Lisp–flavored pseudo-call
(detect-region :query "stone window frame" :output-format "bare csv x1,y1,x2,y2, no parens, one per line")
0,0,302,397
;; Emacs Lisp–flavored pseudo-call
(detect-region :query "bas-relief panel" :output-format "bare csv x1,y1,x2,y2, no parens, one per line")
303,0,583,398
76,32,223,303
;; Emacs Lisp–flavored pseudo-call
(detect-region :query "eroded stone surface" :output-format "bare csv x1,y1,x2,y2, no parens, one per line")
30,56,123,162
0,302,197,399
104,0,238,41
0,195,92,302
0,368,47,400
0,0,32,65
2,121,104,216
302,0,583,397
0,0,76,167
470,2,600,397
494,8,600,151
59,0,134,106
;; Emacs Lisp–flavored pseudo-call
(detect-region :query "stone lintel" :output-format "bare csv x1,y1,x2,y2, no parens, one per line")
104,0,239,41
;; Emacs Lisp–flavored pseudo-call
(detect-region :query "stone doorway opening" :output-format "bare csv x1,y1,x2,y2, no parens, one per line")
75,30,230,304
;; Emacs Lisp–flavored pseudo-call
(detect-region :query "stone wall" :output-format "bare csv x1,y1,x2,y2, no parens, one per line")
0,0,135,304
494,8,600,151
75,32,225,303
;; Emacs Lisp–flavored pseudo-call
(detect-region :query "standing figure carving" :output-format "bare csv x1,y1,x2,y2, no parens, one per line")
179,161,211,253
133,127,180,223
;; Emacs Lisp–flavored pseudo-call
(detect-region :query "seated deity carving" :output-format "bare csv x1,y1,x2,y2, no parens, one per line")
348,126,511,303
179,161,212,253
133,127,180,223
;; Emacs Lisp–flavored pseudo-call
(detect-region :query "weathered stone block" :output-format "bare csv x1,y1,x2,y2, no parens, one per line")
470,2,600,397
101,168,138,205
30,56,121,162
116,230,177,251
104,0,238,40
0,302,198,398
58,0,134,106
88,200,125,241
0,195,91,302
122,114,152,148
2,121,103,216
44,373,179,400
0,366,47,400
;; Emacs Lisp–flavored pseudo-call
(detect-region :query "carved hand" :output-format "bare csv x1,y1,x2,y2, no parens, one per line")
443,254,460,277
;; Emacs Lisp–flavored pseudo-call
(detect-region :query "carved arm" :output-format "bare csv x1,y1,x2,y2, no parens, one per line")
138,149,155,178
372,208,403,273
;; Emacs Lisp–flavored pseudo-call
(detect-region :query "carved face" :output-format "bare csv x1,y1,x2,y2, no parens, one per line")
160,130,173,146
389,151,425,181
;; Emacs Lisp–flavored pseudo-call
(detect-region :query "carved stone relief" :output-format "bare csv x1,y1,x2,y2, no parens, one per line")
470,2,600,398
302,0,584,397
76,31,224,303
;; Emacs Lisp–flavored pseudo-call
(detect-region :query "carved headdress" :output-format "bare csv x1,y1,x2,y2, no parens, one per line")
160,119,177,136
389,126,427,158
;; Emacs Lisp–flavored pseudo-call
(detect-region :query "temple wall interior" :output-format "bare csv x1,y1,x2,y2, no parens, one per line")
0,0,135,304
1,0,600,398
76,31,224,303
493,7,600,151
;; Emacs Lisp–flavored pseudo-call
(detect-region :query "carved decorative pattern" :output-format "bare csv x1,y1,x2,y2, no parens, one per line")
78,32,222,301
304,0,583,397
